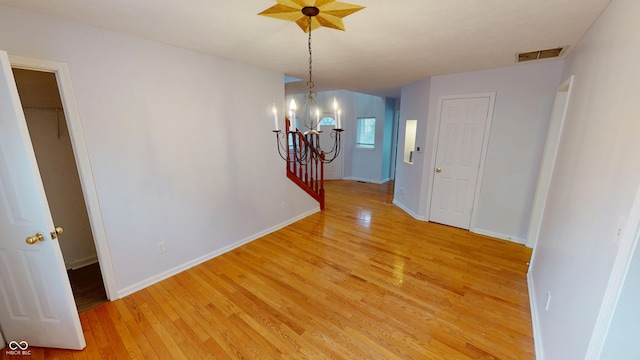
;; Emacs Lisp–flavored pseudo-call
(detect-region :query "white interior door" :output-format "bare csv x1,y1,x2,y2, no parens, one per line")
429,95,493,229
0,50,85,350
320,124,343,180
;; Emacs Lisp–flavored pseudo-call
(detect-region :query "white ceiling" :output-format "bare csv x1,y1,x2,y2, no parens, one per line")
0,0,611,97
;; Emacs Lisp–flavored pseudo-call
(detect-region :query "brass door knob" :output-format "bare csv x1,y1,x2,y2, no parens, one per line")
26,233,45,245
435,168,442,173
51,226,64,239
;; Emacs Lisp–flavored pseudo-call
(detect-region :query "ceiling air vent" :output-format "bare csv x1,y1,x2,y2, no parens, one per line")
518,47,564,62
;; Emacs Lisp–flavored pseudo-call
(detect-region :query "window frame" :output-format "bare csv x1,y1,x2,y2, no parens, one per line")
355,117,376,150
319,115,336,127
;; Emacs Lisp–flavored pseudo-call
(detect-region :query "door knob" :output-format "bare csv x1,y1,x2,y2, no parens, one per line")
435,168,442,173
26,233,45,245
50,226,64,239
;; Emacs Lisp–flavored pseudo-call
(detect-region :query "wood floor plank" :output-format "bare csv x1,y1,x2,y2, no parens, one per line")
75,312,103,360
19,180,533,359
128,291,192,360
102,302,145,359
121,295,177,359
157,278,237,359
113,299,160,360
83,308,114,358
94,304,132,358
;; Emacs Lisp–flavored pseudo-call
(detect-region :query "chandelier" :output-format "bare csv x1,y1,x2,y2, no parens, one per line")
261,1,364,164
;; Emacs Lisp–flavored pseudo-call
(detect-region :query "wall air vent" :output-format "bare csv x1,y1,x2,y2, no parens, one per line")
518,47,564,62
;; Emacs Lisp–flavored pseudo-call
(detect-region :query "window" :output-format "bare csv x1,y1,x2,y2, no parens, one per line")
356,117,376,149
319,116,336,126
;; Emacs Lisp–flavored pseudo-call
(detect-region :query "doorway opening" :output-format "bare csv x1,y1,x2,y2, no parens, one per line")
12,68,107,312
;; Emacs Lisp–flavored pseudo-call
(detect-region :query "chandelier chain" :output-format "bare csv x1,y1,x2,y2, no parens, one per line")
307,16,314,92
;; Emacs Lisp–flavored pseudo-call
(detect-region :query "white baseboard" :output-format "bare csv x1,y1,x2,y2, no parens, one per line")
528,271,544,359
116,208,320,299
471,228,526,244
66,255,98,270
392,199,427,221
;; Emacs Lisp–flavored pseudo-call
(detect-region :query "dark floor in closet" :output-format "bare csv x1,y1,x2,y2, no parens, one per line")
67,263,108,312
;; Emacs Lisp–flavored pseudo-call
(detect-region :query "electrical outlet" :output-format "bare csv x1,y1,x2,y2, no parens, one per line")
281,202,286,210
156,241,166,254
545,291,551,311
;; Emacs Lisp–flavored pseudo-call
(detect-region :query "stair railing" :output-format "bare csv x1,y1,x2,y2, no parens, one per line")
284,118,325,209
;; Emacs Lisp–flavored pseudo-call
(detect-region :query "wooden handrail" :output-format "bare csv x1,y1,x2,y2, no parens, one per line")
285,118,325,209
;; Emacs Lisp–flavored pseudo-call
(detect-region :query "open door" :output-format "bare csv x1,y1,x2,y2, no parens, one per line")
0,50,85,349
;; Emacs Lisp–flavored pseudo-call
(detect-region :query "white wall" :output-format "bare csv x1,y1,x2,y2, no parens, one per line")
529,0,640,358
0,5,318,296
394,61,564,241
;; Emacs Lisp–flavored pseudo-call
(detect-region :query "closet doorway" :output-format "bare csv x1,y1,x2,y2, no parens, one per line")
12,68,107,312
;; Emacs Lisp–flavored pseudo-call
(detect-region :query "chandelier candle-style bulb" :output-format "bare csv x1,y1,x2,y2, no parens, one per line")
316,108,320,131
337,109,342,129
332,97,340,129
272,103,279,131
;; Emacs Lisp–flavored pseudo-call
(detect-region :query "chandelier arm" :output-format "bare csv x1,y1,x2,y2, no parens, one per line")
274,131,290,161
292,131,313,165
317,130,338,156
276,130,318,166
295,132,308,164
318,130,343,163
291,132,302,164
328,130,340,154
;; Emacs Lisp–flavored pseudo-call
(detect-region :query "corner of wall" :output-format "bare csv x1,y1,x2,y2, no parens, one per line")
392,199,427,221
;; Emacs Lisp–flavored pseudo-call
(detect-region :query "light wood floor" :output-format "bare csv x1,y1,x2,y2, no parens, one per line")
14,180,534,359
